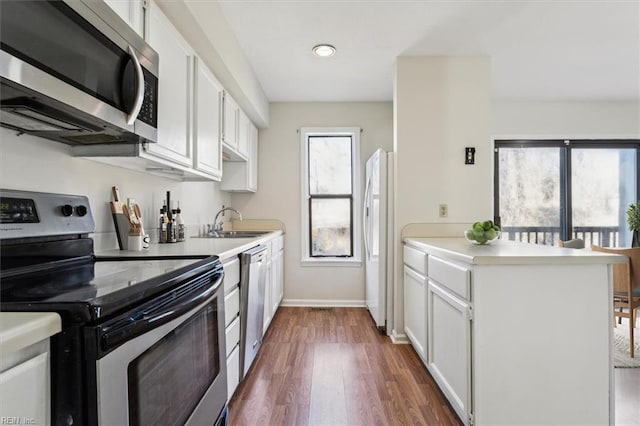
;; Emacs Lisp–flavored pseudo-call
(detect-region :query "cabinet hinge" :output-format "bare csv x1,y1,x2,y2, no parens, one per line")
468,413,474,425
466,305,473,321
142,0,149,9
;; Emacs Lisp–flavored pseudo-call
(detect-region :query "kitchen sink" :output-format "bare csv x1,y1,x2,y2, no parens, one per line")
193,230,271,239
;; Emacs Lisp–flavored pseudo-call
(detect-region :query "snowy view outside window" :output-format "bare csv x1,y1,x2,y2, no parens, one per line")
308,136,353,256
497,143,637,247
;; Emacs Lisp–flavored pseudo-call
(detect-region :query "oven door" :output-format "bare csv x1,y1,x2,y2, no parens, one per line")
88,269,227,426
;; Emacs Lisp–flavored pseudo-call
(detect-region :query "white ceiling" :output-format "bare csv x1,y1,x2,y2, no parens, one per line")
218,0,640,103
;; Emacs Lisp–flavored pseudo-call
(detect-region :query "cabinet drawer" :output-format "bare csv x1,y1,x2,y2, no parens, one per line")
428,256,471,300
224,286,240,327
223,257,240,294
225,316,240,357
226,344,240,401
404,245,427,275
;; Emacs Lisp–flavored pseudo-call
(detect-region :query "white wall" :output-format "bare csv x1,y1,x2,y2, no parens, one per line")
393,56,492,337
230,102,393,305
0,128,230,249
493,100,640,138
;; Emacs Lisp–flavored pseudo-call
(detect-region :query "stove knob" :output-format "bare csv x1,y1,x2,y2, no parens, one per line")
61,204,74,217
76,205,88,217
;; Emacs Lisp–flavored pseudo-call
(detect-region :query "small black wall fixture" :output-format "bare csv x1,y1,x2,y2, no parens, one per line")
465,147,476,164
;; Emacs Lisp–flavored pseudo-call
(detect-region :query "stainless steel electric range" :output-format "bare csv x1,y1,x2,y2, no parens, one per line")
0,189,229,426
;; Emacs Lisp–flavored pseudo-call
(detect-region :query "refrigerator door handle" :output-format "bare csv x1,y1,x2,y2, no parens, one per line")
363,176,371,259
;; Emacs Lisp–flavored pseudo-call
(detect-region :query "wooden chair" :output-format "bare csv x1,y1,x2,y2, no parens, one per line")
591,245,640,357
558,238,585,249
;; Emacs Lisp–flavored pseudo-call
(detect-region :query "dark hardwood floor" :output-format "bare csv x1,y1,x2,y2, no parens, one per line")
229,307,461,426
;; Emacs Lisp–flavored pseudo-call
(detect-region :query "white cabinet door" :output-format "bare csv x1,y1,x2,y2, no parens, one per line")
146,3,193,167
226,344,240,401
248,123,258,191
426,280,472,424
104,0,144,35
224,286,240,328
275,248,284,306
237,109,250,158
404,265,427,361
270,251,281,315
0,352,49,425
193,57,223,180
263,257,272,335
222,93,239,151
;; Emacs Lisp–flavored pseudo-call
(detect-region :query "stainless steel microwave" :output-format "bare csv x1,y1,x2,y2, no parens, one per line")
0,0,158,145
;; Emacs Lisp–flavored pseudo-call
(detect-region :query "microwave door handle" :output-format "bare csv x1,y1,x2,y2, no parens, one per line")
126,45,144,125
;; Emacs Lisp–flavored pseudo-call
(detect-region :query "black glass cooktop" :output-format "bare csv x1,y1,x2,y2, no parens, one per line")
1,256,218,322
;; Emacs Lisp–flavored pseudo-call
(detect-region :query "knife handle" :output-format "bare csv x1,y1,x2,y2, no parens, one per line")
112,186,121,202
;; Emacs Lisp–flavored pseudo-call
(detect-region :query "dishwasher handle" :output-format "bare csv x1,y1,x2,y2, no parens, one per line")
241,244,268,265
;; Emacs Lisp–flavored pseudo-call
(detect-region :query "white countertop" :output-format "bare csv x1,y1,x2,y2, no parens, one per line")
95,230,283,260
404,237,628,265
0,313,62,355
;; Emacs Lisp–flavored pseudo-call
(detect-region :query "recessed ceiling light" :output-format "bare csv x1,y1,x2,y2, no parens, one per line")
312,44,336,58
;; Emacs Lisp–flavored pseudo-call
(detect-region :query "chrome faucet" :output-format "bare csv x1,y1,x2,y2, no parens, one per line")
213,207,243,234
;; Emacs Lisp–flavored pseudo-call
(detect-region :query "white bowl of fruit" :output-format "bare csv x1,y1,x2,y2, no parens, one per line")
465,220,501,245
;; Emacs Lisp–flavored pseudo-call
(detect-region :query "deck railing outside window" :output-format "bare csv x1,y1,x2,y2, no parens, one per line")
501,226,621,247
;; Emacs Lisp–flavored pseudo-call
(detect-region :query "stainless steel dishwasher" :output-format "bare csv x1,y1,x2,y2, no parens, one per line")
239,244,268,378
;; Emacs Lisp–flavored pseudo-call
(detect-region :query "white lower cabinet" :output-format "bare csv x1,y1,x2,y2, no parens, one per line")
403,240,612,425
403,265,427,361
426,280,472,424
0,352,49,425
263,252,272,335
222,257,241,401
262,235,284,337
226,345,240,401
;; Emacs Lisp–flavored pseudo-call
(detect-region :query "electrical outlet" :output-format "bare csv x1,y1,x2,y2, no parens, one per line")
439,204,448,218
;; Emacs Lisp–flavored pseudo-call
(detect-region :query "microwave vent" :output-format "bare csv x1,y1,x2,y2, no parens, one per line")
1,107,84,132
63,134,126,144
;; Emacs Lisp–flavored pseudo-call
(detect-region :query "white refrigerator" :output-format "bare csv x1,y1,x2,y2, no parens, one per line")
363,149,394,334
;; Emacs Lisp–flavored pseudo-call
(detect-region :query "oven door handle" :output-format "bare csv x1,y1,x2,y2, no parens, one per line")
99,271,224,353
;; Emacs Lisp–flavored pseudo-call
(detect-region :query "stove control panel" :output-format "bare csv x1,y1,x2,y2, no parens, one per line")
0,189,95,239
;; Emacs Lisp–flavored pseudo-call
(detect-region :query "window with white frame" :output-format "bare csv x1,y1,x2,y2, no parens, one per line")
301,127,361,265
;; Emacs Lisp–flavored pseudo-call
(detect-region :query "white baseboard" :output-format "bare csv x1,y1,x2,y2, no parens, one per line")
281,299,366,308
390,329,409,344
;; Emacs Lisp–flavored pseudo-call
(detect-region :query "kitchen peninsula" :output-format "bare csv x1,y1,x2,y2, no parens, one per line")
402,237,626,426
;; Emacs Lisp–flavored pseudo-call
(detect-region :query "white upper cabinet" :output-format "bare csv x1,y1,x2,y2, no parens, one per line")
237,109,250,158
146,3,193,168
104,0,144,36
73,1,237,182
193,57,223,180
221,122,258,192
222,93,240,155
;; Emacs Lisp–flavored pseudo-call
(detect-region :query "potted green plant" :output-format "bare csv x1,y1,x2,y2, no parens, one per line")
627,201,640,247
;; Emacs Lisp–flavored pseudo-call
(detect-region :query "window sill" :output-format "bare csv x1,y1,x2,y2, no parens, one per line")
300,258,362,268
